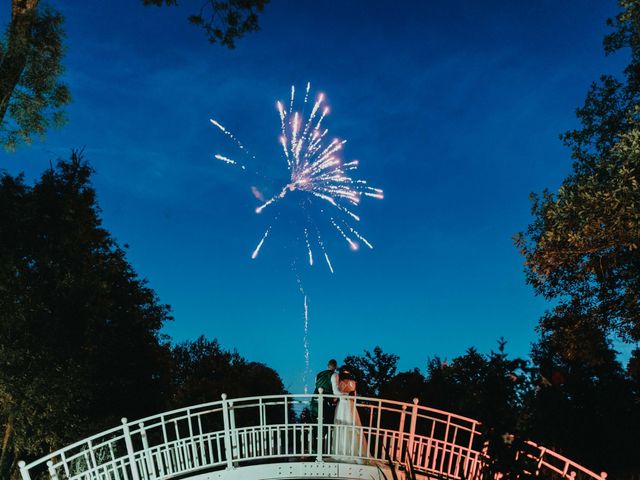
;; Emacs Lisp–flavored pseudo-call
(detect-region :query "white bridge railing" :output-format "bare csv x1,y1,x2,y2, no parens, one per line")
18,393,607,480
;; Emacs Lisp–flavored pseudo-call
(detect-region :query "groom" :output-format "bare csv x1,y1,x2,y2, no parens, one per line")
311,359,337,423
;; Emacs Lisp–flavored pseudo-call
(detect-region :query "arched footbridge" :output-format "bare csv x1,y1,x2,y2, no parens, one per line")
19,393,607,480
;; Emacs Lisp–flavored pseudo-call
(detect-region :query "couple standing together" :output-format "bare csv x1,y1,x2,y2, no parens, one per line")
312,359,368,460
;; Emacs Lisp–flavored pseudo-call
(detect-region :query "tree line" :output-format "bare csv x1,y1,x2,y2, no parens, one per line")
342,341,639,479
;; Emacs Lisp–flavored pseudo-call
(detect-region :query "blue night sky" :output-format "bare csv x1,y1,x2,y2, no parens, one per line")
1,1,629,392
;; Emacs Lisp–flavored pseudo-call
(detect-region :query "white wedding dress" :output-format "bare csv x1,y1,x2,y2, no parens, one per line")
330,373,369,462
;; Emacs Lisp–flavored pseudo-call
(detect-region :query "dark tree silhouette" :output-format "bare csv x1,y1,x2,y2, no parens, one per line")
421,341,530,434
143,0,269,49
0,152,172,478
167,335,287,429
523,324,639,477
168,335,286,408
344,346,399,397
380,368,427,403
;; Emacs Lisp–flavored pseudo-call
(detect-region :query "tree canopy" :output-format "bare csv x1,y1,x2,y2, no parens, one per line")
0,152,173,477
168,335,286,408
344,346,399,397
0,1,69,150
143,0,269,49
515,0,640,346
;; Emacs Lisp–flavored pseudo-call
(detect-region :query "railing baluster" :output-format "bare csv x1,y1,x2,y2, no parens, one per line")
351,396,357,458
18,461,31,480
397,404,407,462
229,401,238,462
46,460,58,480
447,428,456,475
221,394,234,469
186,409,198,469
60,451,70,477
205,429,214,466
276,425,282,456
139,422,156,479
284,397,289,455
408,398,418,462
374,400,381,460
87,438,98,474
438,415,451,474
215,433,222,464
464,421,477,475
121,418,141,480
316,388,324,462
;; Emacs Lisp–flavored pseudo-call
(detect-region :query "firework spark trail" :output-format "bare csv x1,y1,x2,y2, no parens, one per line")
340,218,374,249
303,294,309,393
289,85,295,114
210,119,255,160
304,228,313,266
251,227,270,259
295,272,310,394
303,81,311,106
314,225,334,274
330,217,358,250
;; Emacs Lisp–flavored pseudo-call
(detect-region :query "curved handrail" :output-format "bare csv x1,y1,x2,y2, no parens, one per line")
18,393,606,480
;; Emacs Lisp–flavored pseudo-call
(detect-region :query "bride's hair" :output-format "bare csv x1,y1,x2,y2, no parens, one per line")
339,366,355,380
338,366,357,395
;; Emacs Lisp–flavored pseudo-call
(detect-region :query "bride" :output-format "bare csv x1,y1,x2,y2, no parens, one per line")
330,366,369,462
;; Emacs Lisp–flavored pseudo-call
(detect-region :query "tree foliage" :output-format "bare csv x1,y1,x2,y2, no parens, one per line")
0,1,70,150
523,325,639,475
344,346,399,397
168,335,286,408
0,152,172,477
416,340,530,433
142,0,269,49
515,0,640,345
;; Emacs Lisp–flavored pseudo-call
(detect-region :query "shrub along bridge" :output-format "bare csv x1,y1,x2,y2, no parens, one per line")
19,393,607,480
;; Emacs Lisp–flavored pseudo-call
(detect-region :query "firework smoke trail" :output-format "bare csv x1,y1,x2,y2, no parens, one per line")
211,83,383,393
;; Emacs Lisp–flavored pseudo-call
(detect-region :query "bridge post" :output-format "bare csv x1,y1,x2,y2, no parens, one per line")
139,422,157,479
316,388,324,462
221,394,234,470
397,404,407,462
18,461,30,480
46,461,59,480
122,418,141,480
408,398,419,463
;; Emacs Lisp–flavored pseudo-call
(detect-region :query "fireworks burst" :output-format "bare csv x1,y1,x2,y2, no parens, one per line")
211,83,383,392
210,82,383,270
